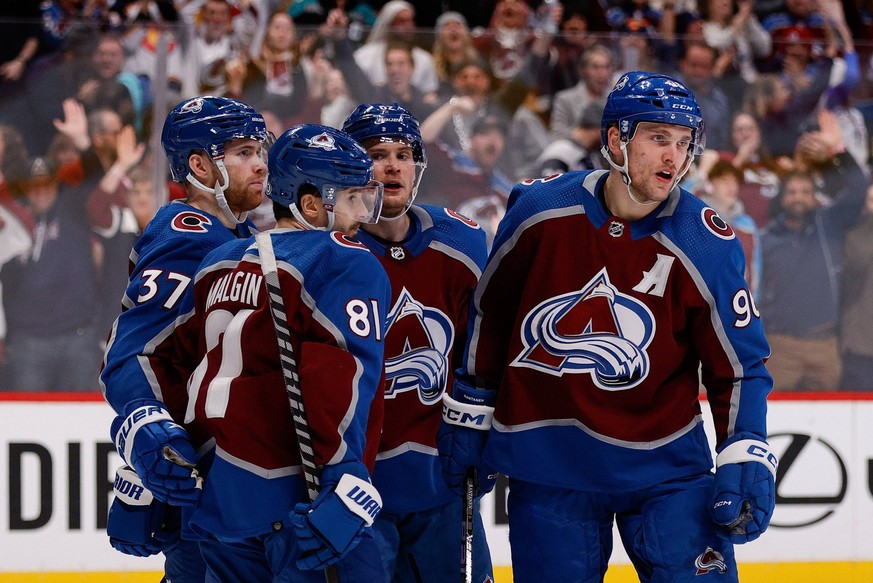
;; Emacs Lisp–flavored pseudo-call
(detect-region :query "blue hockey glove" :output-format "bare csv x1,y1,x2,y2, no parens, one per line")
711,439,778,544
437,382,497,496
290,462,382,570
111,399,202,506
107,465,178,557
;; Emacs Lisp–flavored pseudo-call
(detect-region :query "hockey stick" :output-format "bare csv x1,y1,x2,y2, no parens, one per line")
462,468,476,583
257,231,340,583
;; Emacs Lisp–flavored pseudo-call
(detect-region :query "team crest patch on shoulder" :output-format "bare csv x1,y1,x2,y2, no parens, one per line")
308,132,337,151
695,546,728,575
701,207,735,240
171,211,212,233
330,231,368,250
445,208,480,228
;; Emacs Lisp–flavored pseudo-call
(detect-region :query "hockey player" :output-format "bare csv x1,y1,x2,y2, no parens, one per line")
437,72,777,582
342,103,494,583
169,124,390,581
100,96,270,580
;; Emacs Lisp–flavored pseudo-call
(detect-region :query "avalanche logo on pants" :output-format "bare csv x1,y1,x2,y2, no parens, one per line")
695,547,728,575
383,287,454,405
511,268,655,390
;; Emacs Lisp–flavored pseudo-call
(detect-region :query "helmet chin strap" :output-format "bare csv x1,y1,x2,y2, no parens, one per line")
601,142,694,207
602,142,659,207
186,160,248,225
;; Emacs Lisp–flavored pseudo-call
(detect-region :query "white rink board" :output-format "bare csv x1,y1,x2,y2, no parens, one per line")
1,398,871,571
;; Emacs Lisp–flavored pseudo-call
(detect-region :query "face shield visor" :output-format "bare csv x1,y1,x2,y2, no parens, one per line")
322,180,385,224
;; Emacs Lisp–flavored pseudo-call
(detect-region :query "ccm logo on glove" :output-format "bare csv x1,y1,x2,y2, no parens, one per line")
442,394,494,430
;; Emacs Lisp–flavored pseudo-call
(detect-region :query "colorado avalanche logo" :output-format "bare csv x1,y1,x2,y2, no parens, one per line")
179,98,204,114
694,547,728,575
308,132,336,151
383,287,454,405
512,269,655,390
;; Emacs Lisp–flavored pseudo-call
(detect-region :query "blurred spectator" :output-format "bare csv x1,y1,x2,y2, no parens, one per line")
676,42,732,151
313,60,357,128
75,34,138,129
418,110,513,210
470,0,533,86
697,159,762,297
697,111,784,228
353,1,439,94
0,156,101,391
421,57,504,153
743,63,832,159
817,4,869,175
549,44,614,141
759,112,868,391
761,0,828,68
40,0,85,54
502,80,550,181
0,189,33,371
537,101,606,177
120,4,185,102
547,1,610,96
179,0,249,96
699,0,771,87
839,183,873,390
431,12,480,95
231,10,311,123
339,38,439,120
0,2,42,108
87,125,147,342
0,123,34,370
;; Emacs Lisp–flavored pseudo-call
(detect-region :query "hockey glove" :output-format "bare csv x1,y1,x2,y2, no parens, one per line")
437,382,497,496
111,399,202,506
290,461,382,570
107,465,178,556
711,439,778,544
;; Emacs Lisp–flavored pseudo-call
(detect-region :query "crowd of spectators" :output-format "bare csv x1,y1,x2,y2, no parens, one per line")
1,0,872,392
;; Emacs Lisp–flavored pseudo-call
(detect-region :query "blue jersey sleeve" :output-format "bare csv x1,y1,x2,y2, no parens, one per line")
99,205,245,414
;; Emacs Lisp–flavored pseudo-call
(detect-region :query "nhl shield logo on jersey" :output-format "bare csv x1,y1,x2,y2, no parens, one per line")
308,131,337,151
694,546,728,575
389,245,406,260
383,287,455,405
608,220,625,237
511,268,655,389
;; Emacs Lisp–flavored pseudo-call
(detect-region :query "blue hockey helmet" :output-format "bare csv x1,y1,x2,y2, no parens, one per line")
601,71,705,155
341,103,427,167
161,96,269,182
266,124,383,224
